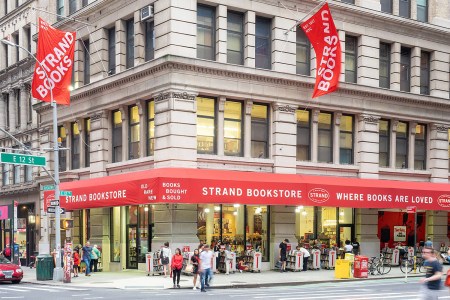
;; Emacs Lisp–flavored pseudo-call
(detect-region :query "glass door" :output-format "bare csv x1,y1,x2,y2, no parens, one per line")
337,224,354,248
126,224,138,269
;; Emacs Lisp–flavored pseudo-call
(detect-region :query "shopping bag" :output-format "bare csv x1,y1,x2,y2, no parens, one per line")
184,264,193,273
445,269,450,287
275,260,282,269
170,268,173,278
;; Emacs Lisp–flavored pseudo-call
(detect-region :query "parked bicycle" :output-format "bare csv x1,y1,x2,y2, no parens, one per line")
368,253,391,275
400,255,425,273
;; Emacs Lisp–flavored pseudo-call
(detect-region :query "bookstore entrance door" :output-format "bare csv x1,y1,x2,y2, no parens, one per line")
126,225,138,269
338,224,354,248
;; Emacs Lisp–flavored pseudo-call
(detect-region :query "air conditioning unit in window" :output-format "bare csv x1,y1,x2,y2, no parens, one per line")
140,5,154,22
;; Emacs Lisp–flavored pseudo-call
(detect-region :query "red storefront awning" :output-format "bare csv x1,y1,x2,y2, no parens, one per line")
43,168,450,211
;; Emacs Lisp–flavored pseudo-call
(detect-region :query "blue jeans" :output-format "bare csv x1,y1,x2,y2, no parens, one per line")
200,268,213,290
83,258,91,275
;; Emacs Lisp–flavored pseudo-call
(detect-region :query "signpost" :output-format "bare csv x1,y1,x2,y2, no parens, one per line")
42,185,55,191
47,207,66,214
0,152,46,166
50,200,60,206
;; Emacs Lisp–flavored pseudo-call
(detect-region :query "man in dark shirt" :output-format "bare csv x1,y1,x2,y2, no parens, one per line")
352,239,360,255
81,241,93,276
419,247,442,299
279,239,289,272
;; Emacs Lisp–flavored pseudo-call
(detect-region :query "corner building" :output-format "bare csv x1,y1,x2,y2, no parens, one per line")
33,0,450,271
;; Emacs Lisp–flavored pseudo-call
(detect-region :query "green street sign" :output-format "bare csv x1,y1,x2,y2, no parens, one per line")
42,185,55,191
60,191,72,196
0,153,46,167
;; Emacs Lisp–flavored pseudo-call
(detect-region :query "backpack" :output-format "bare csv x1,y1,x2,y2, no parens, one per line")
3,247,11,257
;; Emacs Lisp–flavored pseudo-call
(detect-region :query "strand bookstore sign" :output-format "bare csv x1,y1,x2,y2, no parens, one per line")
43,168,450,212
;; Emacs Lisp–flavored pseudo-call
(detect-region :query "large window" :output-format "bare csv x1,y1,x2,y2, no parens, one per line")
58,126,67,172
255,17,271,70
379,119,390,167
83,39,90,84
420,51,430,95
380,0,392,13
56,0,64,20
197,5,215,60
414,124,426,170
147,100,155,156
345,36,357,83
69,0,76,14
227,11,244,65
84,118,90,167
197,97,216,154
417,0,428,22
296,110,311,161
108,27,116,75
224,101,243,156
112,110,122,163
400,47,411,92
126,19,134,69
145,21,155,61
251,103,269,158
129,105,140,160
71,122,80,169
296,30,310,75
379,43,391,89
318,112,333,163
396,121,408,168
340,115,354,165
399,0,410,18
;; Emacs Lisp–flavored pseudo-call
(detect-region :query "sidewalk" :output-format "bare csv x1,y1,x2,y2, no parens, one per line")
21,265,435,290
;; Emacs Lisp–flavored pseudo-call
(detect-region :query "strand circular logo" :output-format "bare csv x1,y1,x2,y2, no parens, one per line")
308,188,330,204
437,194,450,208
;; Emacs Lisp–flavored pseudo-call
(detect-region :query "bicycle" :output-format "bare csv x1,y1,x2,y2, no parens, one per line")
368,253,391,275
400,256,425,273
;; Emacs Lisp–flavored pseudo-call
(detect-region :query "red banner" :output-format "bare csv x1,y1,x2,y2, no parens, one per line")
31,18,76,105
301,3,341,98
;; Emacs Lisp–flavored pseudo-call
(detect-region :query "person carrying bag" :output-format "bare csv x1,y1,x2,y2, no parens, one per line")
171,248,183,289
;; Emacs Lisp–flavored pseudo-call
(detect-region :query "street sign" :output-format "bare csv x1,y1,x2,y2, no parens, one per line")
60,191,72,197
47,207,65,214
42,185,55,191
0,152,46,166
406,206,416,213
50,200,60,206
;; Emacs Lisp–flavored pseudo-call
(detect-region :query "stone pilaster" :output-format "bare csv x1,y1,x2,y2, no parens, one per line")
244,101,252,158
355,208,380,258
392,0,400,16
153,90,198,168
430,51,450,99
89,111,109,178
216,5,227,63
244,11,255,68
357,35,379,87
333,112,341,164
338,30,346,82
410,0,418,20
270,206,296,267
426,210,449,248
272,103,296,174
116,19,126,73
19,84,28,131
90,27,108,82
134,10,145,66
9,90,16,133
410,47,421,94
272,17,296,74
358,114,380,179
429,124,449,183
390,42,401,91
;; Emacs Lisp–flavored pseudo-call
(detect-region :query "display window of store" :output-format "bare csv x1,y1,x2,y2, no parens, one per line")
296,109,311,161
251,103,269,158
125,205,154,269
224,100,243,156
197,97,216,154
379,119,390,167
58,126,67,172
147,100,155,156
112,110,123,163
129,105,140,160
396,121,408,168
339,115,354,165
318,112,333,163
197,204,270,262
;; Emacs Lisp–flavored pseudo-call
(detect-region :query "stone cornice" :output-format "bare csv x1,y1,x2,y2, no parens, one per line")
361,114,381,124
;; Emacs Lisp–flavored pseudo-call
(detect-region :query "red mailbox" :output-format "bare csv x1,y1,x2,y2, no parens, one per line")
353,256,368,278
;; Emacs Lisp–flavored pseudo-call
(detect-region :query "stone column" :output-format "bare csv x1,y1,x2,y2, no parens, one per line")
216,5,227,63
0,94,6,136
338,31,346,83
244,11,256,68
272,17,296,74
90,27,108,82
390,120,398,168
430,51,450,99
272,104,296,174
429,124,449,183
89,111,109,178
408,122,416,170
9,90,16,133
356,208,380,259
358,114,380,179
217,97,226,156
333,113,341,164
393,0,400,16
358,36,379,87
19,84,28,131
311,109,319,163
244,101,252,158
270,206,296,267
410,47,421,94
411,0,418,20
120,106,128,162
153,91,198,168
134,10,145,66
116,19,126,73
390,42,401,91
426,210,449,248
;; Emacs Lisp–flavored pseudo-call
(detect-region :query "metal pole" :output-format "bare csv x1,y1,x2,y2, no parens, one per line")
1,40,62,281
413,211,417,273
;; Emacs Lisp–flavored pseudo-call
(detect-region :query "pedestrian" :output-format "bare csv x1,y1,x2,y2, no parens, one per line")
344,240,353,254
191,248,200,290
81,241,93,276
2,244,11,261
171,248,183,288
424,237,433,248
73,247,80,277
352,239,361,255
279,238,289,272
199,244,214,292
90,245,101,272
419,247,443,300
298,243,310,271
237,259,249,272
213,240,221,273
160,242,171,278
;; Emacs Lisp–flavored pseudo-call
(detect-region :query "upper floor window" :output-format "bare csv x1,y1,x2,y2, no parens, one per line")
296,110,311,161
227,11,244,65
108,27,116,75
147,100,155,156
396,121,408,168
145,21,155,61
318,112,333,163
5,93,10,128
71,122,80,169
56,0,64,21
82,0,88,7
24,26,31,55
345,36,357,83
126,19,134,69
417,0,428,22
59,126,67,172
379,119,390,167
2,151,9,186
84,118,90,167
24,143,32,182
251,103,269,158
399,0,410,18
341,0,355,3
197,97,216,154
12,147,20,184
224,100,243,156
414,124,426,170
129,105,140,160
420,51,430,95
400,47,411,92
83,39,90,84
340,115,354,165
379,43,391,89
296,30,310,76
197,5,215,61
380,0,392,13
255,17,271,70
112,110,123,163
69,0,77,15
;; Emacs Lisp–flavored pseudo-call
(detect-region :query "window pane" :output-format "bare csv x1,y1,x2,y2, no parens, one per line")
72,122,80,169
417,0,427,22
400,47,411,92
247,205,269,261
197,5,215,60
420,52,430,95
255,17,271,69
145,22,155,61
227,12,243,65
340,115,353,165
297,110,310,161
197,97,216,154
318,113,332,163
296,30,310,75
113,111,122,163
126,19,134,69
147,101,155,156
251,104,268,158
345,36,357,83
396,122,408,168
381,0,392,13
399,0,410,18
414,124,426,170
379,43,390,89
379,119,390,167
108,27,116,75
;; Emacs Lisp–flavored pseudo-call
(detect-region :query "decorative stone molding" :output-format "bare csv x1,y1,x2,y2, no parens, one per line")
90,111,105,121
218,96,226,112
335,112,342,126
274,104,296,113
433,124,449,132
312,109,320,123
245,100,253,115
154,91,196,102
361,114,380,124
410,122,418,135
392,120,399,132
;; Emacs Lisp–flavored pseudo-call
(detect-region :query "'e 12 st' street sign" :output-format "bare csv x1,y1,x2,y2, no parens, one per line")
0,153,46,167
60,191,72,197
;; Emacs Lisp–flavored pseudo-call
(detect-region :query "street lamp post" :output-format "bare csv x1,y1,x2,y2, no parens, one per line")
1,39,63,281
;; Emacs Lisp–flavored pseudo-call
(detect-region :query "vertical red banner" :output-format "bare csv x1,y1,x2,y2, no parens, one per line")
301,3,341,98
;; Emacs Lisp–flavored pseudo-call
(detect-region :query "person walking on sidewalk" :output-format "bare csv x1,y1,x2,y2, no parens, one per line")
419,247,443,300
81,241,93,276
90,245,101,272
279,239,289,272
72,247,80,277
298,243,310,271
199,244,214,292
160,242,172,278
171,248,183,288
191,248,200,290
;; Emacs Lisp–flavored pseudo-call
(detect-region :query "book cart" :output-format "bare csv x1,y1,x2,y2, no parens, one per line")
218,251,236,274
286,249,303,271
240,250,262,272
181,252,194,276
146,252,164,276
320,248,337,269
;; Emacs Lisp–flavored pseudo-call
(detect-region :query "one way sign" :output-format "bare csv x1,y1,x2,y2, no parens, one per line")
47,207,65,214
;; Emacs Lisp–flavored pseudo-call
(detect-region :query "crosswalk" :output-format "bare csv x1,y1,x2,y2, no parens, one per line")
0,285,91,299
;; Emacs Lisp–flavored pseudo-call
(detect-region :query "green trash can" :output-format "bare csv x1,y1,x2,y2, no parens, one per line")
36,255,54,280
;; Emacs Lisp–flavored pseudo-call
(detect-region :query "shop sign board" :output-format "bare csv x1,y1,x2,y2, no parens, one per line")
393,226,407,242
182,246,190,253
